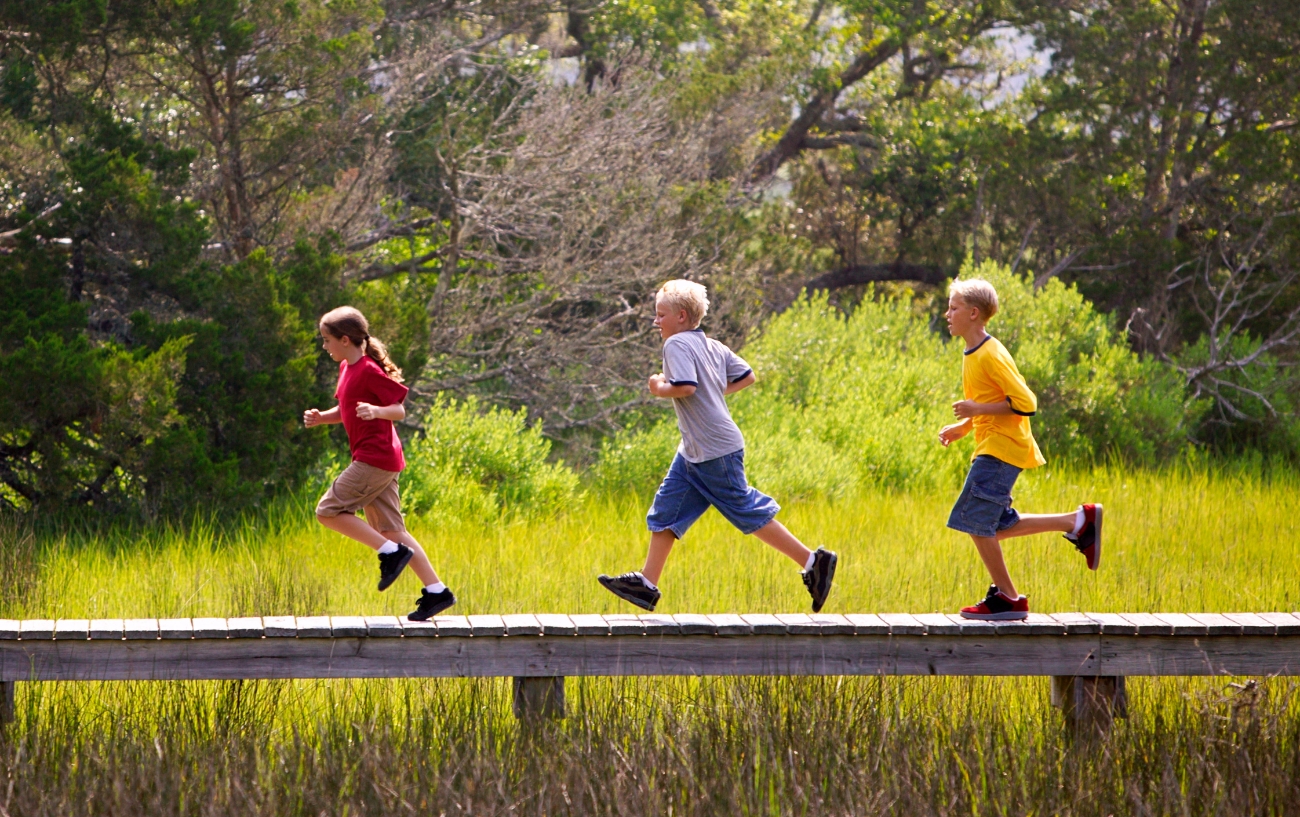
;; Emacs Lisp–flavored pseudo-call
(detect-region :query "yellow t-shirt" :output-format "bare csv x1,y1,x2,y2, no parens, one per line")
961,335,1046,470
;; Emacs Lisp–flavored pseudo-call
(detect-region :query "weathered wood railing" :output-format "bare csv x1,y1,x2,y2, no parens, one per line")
2,612,1298,730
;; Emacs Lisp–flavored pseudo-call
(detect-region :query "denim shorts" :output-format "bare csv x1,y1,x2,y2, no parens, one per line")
647,450,780,538
946,455,1022,538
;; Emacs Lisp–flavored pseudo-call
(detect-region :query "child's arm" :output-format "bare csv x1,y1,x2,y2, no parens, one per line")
648,373,697,399
724,371,755,395
951,399,1015,419
303,406,342,427
356,402,405,421
938,418,972,447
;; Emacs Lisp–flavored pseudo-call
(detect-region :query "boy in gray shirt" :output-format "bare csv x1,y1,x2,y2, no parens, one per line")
598,280,837,612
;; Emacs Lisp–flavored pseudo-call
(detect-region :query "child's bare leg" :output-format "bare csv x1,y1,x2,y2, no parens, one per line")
317,512,389,549
752,519,814,568
970,534,1018,599
379,528,440,586
998,513,1075,540
641,530,677,585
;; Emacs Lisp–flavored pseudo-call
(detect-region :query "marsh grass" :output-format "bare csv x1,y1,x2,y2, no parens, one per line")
2,462,1299,815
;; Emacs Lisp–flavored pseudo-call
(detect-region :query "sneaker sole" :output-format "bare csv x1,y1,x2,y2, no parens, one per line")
408,597,455,622
377,548,414,592
598,577,658,611
810,551,838,613
1091,504,1103,571
959,609,1029,621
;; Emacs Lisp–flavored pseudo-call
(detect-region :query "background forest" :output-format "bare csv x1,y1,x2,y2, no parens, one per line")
1,0,1298,517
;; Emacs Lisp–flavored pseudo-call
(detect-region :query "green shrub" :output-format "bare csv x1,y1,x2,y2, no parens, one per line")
592,261,1196,499
402,397,580,525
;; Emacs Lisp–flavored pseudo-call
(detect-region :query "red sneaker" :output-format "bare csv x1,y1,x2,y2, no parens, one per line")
1066,503,1103,571
960,585,1029,620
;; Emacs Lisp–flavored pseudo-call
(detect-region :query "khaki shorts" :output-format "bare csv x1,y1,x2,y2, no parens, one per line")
315,461,406,533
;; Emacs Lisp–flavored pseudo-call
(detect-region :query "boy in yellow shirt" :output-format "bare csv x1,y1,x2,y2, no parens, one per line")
938,279,1102,620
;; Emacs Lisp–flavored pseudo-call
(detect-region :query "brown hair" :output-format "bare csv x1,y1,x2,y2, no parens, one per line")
319,306,404,383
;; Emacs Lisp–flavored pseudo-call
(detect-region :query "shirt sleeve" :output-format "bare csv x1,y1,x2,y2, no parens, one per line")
361,364,410,406
724,347,752,384
988,348,1037,416
662,338,699,387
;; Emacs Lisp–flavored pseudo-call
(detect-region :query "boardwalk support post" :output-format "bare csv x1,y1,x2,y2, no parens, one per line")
513,676,565,720
0,681,13,725
1051,675,1127,732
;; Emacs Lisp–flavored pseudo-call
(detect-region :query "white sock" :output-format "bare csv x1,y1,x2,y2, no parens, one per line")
803,552,816,571
425,582,446,594
377,540,399,555
1070,508,1086,537
637,572,658,591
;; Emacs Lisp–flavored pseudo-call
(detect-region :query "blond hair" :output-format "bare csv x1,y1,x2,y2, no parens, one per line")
656,279,709,327
948,278,999,321
319,306,404,382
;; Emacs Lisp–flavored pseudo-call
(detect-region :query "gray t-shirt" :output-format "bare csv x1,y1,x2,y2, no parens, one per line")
662,329,752,463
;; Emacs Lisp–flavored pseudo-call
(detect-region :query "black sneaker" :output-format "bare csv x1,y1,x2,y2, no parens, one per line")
801,547,838,612
598,572,661,611
960,584,1029,620
377,544,413,591
408,587,456,621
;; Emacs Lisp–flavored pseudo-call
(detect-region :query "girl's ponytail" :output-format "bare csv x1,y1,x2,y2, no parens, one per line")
319,306,404,383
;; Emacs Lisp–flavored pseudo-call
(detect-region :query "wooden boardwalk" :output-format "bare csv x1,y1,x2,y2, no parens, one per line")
2,612,1297,726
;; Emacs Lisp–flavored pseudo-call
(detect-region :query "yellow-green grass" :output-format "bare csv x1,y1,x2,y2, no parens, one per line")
17,464,1300,619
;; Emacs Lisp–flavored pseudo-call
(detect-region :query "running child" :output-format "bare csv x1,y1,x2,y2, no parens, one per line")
938,278,1102,620
304,306,455,621
598,280,837,612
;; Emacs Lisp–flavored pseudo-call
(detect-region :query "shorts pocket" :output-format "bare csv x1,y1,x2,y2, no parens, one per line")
968,484,1012,508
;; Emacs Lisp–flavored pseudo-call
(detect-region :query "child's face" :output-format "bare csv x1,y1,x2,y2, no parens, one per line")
653,296,693,340
319,325,352,362
945,295,984,337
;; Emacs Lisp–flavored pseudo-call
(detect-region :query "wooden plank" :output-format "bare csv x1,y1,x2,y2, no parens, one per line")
364,616,403,637
401,620,438,637
1259,613,1300,635
947,615,998,636
263,616,296,637
1225,613,1277,635
227,617,264,639
707,614,752,636
0,633,1104,681
740,614,787,635
1153,613,1207,636
192,618,229,639
1050,613,1101,635
123,619,159,640
880,614,925,636
468,615,505,637
845,614,889,635
808,614,854,635
639,615,680,636
54,620,89,640
330,616,367,638
774,613,814,633
1119,613,1172,635
1101,636,1300,676
1187,613,1242,636
20,620,54,640
997,614,1066,636
537,614,578,636
502,614,542,636
672,614,716,635
293,617,331,638
915,614,960,636
432,616,471,637
1085,613,1138,636
605,614,644,636
0,621,18,640
159,619,193,639
568,615,610,636
88,619,124,640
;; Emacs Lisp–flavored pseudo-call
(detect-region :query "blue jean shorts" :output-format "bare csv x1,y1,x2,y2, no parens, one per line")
647,450,780,538
946,455,1022,538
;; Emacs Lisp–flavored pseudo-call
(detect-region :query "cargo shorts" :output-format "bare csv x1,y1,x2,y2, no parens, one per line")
315,460,406,533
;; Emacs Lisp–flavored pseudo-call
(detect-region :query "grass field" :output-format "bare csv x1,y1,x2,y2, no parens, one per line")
3,463,1299,815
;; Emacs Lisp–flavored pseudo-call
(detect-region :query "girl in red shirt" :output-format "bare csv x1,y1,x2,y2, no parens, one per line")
304,306,455,620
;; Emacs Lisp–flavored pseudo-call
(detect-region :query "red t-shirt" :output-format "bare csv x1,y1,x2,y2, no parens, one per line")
335,356,409,472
